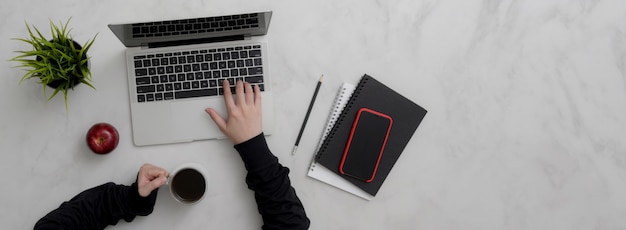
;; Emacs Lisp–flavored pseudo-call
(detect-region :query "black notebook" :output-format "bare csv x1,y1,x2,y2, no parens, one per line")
315,74,427,196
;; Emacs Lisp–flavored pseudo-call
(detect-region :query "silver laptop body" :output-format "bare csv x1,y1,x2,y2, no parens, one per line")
109,11,274,146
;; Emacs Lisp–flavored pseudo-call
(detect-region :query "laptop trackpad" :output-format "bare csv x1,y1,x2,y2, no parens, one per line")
170,99,227,142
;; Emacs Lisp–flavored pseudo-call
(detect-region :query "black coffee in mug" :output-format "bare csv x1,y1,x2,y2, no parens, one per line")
171,168,206,202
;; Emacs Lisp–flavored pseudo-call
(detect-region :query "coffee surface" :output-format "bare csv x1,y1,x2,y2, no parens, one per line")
171,168,206,202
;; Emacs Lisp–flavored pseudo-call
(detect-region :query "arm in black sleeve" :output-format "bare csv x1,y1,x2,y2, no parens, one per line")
234,133,311,230
34,177,159,230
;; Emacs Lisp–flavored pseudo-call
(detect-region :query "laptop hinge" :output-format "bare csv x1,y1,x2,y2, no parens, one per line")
146,35,247,49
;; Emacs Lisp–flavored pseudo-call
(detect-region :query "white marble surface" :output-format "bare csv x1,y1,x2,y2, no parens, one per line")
1,0,626,229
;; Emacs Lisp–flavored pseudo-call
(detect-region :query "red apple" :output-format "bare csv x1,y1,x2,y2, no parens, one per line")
86,122,119,154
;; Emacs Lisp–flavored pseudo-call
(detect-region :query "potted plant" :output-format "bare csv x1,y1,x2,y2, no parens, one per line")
11,19,96,108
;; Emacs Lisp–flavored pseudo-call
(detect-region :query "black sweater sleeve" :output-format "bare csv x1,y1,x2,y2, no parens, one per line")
34,178,158,230
234,133,311,230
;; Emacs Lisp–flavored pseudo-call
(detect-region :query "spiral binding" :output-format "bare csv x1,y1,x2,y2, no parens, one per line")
313,76,369,163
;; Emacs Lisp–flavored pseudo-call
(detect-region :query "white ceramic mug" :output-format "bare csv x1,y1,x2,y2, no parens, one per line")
168,163,208,205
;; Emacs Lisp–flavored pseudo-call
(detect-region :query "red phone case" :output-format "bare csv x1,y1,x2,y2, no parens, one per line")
339,108,392,183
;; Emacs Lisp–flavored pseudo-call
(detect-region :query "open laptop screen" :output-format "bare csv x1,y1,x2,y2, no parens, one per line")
109,11,272,47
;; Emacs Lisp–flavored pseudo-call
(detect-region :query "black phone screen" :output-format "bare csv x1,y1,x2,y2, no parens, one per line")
340,108,392,182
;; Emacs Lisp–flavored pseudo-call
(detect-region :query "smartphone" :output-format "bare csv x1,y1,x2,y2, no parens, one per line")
339,108,393,183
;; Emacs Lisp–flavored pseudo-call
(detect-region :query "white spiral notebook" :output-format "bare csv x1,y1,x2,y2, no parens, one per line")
307,83,374,200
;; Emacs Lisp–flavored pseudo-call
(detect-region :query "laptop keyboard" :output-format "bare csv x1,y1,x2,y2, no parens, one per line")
133,44,265,103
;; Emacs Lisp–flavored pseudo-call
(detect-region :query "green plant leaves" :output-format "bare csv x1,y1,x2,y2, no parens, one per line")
10,18,97,110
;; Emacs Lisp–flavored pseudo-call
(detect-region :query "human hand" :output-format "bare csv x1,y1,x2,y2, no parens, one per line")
205,80,263,144
137,164,169,197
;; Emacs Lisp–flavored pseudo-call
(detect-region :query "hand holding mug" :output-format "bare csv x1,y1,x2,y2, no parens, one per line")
137,164,169,197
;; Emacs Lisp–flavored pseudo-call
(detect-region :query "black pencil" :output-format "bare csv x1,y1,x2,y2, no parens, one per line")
292,75,324,155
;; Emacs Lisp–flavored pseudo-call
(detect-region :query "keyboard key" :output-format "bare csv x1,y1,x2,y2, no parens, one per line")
192,81,200,89
186,73,195,81
245,76,264,83
135,68,148,76
170,57,178,64
214,53,221,61
209,80,217,87
164,92,174,100
205,54,213,61
165,83,173,91
134,60,142,68
254,58,262,66
231,52,239,59
245,59,253,66
240,51,248,58
152,59,160,66
177,74,185,81
222,52,230,60
156,84,165,92
210,62,218,70
249,50,261,57
169,74,177,82
213,71,221,78
174,83,182,90
155,93,163,101
187,55,195,63
237,60,244,67
143,60,151,67
231,69,239,77
136,77,151,85
178,56,186,64
166,66,174,73
161,58,169,65
239,68,248,76
204,71,212,79
248,67,263,75
184,65,192,72
137,95,146,102
146,94,155,101
195,72,204,80
175,65,183,73
149,68,157,75
151,76,159,83
201,63,209,70
222,70,229,77
219,61,227,69
192,64,200,71
196,54,204,62
175,89,218,99
218,86,237,95
183,82,191,89
160,75,168,83
201,80,209,88
157,67,165,74
228,61,236,68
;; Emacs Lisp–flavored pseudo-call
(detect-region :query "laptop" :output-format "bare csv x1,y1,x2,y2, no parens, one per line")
108,11,274,146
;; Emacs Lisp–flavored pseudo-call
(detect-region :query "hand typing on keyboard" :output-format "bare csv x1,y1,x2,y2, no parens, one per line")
205,80,263,144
